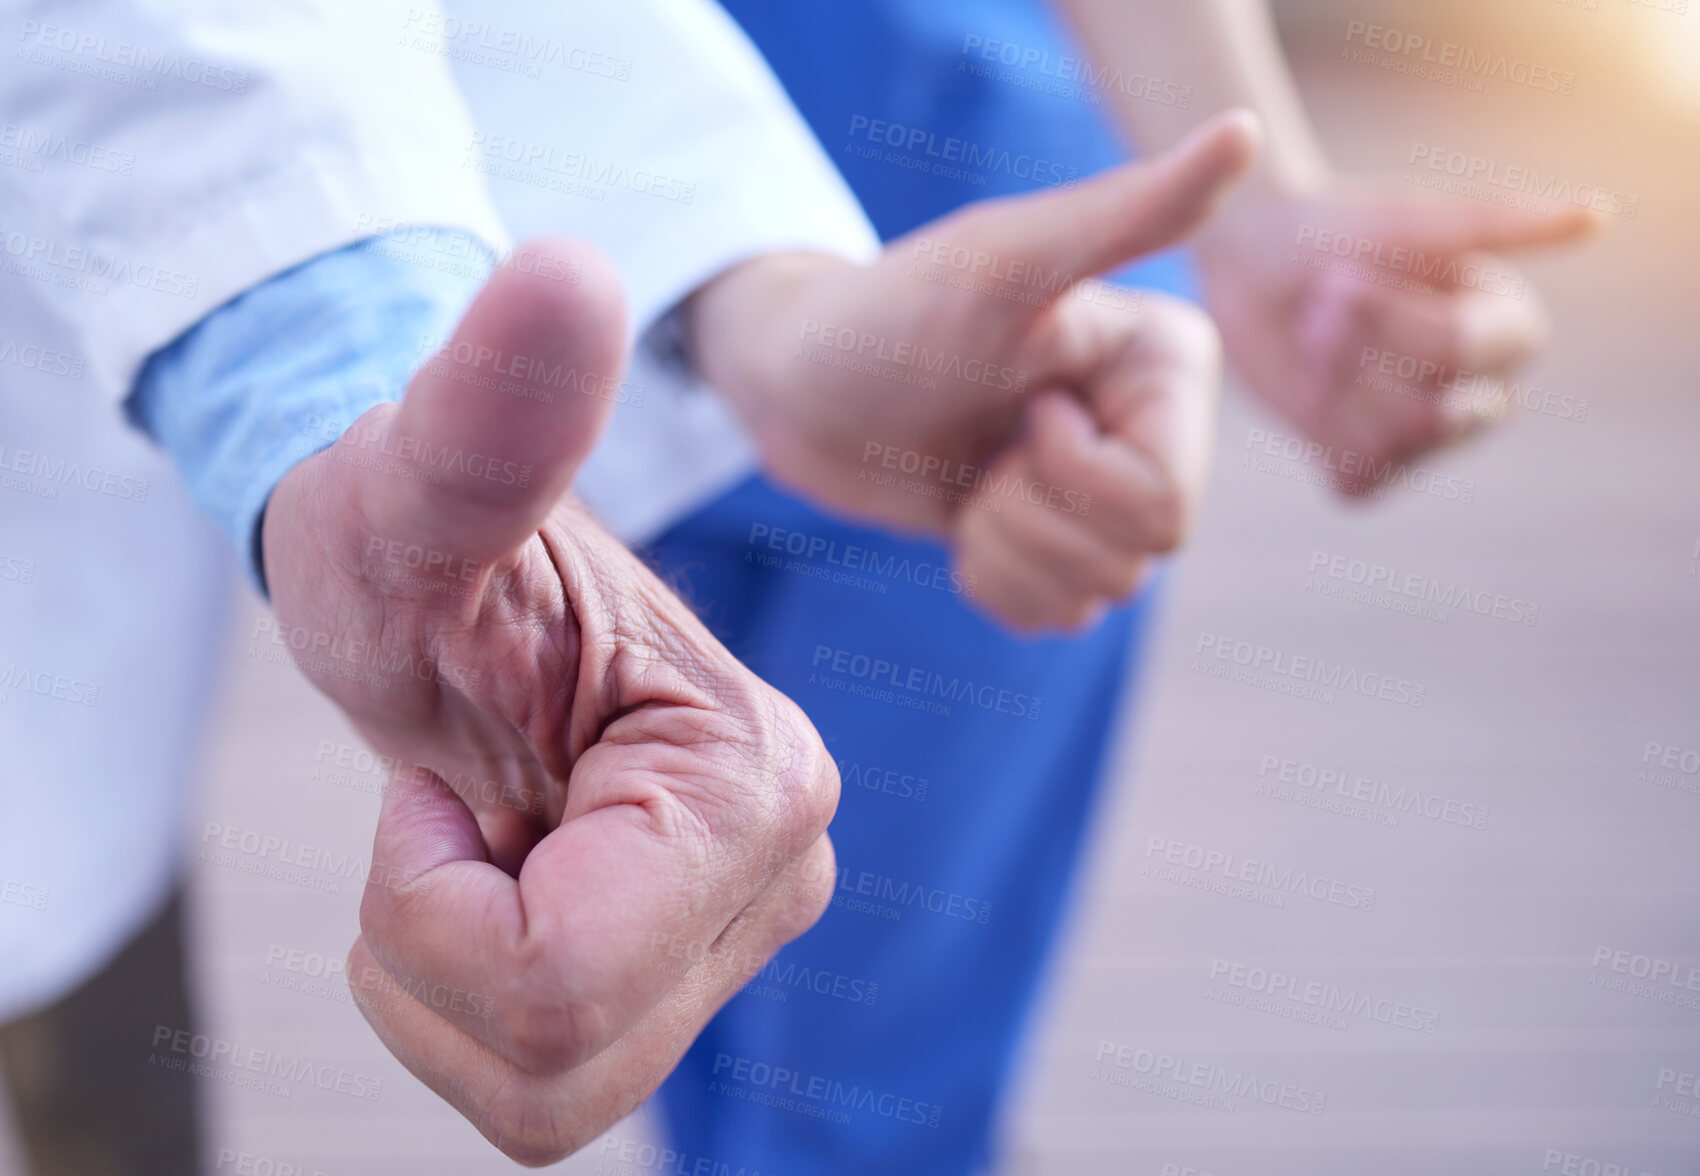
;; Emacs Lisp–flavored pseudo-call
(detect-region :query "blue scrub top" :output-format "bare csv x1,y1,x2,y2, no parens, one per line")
653,4,1196,1173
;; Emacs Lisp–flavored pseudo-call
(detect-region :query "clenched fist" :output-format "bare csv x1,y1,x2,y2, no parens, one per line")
688,111,1261,632
261,240,840,1165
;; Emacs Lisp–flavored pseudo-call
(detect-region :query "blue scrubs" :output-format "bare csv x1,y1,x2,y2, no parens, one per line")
652,3,1197,1171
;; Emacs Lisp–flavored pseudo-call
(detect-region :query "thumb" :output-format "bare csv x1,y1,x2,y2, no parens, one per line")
943,108,1260,287
363,237,628,565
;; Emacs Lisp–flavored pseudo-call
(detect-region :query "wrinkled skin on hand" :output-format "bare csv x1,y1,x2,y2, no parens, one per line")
263,240,839,1165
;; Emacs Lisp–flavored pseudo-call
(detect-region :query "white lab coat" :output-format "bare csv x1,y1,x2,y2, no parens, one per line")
0,0,875,1021
436,0,881,539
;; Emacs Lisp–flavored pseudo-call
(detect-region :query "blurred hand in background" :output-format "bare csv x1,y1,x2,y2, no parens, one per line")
1193,183,1595,491
691,111,1260,632
1057,0,1597,493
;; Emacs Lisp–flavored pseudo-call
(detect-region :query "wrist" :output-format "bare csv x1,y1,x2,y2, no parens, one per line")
1182,103,1332,262
1193,161,1328,265
683,250,854,411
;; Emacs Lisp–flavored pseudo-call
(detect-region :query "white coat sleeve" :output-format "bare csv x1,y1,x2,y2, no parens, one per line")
441,0,880,341
0,0,509,403
438,0,882,540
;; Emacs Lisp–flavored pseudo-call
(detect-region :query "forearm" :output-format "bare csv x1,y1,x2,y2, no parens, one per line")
1051,0,1331,201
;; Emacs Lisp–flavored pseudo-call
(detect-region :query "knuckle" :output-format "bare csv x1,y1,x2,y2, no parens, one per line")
759,692,841,845
498,1133,568,1168
489,1100,576,1168
467,1072,575,1165
776,835,838,942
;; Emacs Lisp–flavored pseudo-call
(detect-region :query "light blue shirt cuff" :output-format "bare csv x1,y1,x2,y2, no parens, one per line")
126,229,495,594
